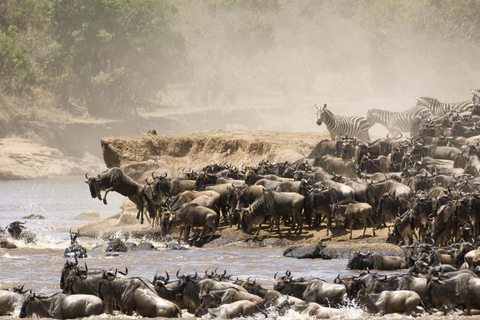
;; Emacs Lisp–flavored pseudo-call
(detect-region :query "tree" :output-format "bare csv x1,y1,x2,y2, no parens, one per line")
46,0,184,117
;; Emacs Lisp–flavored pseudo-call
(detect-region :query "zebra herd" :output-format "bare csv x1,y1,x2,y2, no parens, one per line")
316,90,480,141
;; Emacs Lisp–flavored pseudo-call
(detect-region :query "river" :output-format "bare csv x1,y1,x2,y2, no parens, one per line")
0,177,470,319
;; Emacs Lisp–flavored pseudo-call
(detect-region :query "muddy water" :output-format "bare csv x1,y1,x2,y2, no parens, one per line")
0,177,470,319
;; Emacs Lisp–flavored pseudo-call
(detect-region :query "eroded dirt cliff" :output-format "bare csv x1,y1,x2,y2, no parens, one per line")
101,130,330,180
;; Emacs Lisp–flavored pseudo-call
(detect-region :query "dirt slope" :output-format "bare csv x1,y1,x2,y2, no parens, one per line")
101,130,330,180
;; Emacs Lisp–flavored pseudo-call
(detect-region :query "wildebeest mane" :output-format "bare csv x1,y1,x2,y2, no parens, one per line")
249,190,276,216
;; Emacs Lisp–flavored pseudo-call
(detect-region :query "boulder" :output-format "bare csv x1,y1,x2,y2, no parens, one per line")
283,242,327,259
22,214,46,220
74,210,101,220
0,238,17,249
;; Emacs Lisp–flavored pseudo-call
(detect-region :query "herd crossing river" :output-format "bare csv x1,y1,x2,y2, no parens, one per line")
0,176,475,319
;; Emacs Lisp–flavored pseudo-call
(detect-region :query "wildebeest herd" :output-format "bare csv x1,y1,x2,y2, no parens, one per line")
3,92,480,318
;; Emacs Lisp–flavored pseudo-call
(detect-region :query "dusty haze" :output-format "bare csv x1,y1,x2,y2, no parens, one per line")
160,0,479,136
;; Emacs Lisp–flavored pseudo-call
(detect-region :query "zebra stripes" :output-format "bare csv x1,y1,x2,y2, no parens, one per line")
316,104,371,143
366,105,432,135
416,97,474,117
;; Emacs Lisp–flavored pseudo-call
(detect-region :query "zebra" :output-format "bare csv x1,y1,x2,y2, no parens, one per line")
415,96,474,117
316,104,371,143
472,90,480,106
366,105,433,137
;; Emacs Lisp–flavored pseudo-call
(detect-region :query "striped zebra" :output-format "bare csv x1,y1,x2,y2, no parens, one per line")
366,105,432,136
316,104,371,143
416,96,474,117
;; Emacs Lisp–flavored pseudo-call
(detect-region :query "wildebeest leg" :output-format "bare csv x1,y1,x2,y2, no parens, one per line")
136,205,144,224
254,222,262,238
184,225,191,243
326,214,332,236
178,227,184,243
103,187,117,205
276,216,282,238
369,216,376,237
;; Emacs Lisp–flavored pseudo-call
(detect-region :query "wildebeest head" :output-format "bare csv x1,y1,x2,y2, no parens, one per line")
6,221,26,239
60,257,78,290
151,172,168,197
347,251,370,270
195,172,216,191
153,270,170,287
85,173,102,200
69,228,79,245
273,270,293,292
240,207,252,232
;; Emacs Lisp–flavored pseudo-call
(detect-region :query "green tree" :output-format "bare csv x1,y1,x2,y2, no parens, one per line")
46,0,184,117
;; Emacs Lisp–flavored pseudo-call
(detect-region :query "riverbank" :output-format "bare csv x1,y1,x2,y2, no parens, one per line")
0,138,105,180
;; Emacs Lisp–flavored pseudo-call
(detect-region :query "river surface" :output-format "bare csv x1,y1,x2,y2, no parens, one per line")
0,177,470,319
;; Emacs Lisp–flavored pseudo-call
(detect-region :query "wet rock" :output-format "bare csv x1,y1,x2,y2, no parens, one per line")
0,238,17,249
22,214,45,220
165,243,189,250
106,253,120,257
283,242,327,259
131,241,157,251
106,238,128,252
74,210,101,220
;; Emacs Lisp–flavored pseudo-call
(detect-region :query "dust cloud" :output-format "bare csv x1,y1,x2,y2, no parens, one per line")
167,0,479,136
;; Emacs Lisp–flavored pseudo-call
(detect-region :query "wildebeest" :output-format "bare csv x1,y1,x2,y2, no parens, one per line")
331,201,375,239
197,299,262,319
169,190,221,213
0,285,29,316
273,271,347,307
427,273,480,315
85,167,155,224
6,221,36,243
99,270,181,317
317,155,356,178
19,293,103,319
358,290,428,316
347,251,407,270
167,203,219,243
64,229,87,259
241,190,304,238
151,172,196,198
386,210,417,245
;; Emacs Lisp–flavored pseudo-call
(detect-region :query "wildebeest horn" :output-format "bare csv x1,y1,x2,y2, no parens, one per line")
274,272,278,279
286,270,291,277
176,268,181,278
164,172,168,177
85,173,89,179
386,132,391,139
165,271,169,283
96,174,100,179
